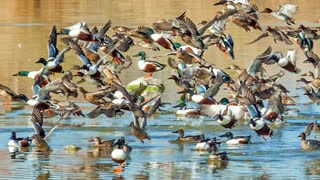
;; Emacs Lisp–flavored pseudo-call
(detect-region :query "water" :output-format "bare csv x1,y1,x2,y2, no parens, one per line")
1,0,320,179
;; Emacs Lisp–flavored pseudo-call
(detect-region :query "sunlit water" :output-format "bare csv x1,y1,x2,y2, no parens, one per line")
1,0,320,179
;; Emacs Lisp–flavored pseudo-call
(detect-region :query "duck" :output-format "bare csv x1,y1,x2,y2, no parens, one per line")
172,129,204,142
276,49,300,73
305,121,320,137
261,4,297,25
31,134,51,152
77,87,110,105
12,68,51,85
0,83,29,105
200,104,247,128
208,138,228,161
36,26,71,73
298,133,320,150
196,138,222,151
246,26,293,45
133,51,166,78
130,122,151,143
60,22,93,41
88,137,116,147
8,132,31,147
248,104,273,140
219,132,251,145
111,137,132,166
216,33,234,59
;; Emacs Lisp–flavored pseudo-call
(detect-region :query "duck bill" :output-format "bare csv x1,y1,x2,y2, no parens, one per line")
219,134,227,137
88,139,94,142
172,130,179,133
132,53,140,57
12,73,18,76
228,51,235,60
260,10,268,13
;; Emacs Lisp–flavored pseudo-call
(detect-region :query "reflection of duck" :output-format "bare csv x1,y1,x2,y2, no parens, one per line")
172,129,204,142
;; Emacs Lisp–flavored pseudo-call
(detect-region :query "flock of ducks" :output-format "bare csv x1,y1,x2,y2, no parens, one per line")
4,0,320,171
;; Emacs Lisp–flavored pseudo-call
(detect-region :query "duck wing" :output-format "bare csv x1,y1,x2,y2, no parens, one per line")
0,83,17,97
93,20,112,42
69,39,92,66
279,31,293,45
246,32,269,44
48,25,58,58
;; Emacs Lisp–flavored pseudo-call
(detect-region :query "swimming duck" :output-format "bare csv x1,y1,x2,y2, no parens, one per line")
88,137,115,147
0,83,29,105
172,129,204,142
208,138,228,161
196,138,222,151
111,137,132,166
219,132,251,145
298,133,320,150
31,134,51,152
261,4,297,25
8,132,31,147
133,51,166,78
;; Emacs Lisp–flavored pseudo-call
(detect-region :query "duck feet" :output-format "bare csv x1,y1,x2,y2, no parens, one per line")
144,73,153,78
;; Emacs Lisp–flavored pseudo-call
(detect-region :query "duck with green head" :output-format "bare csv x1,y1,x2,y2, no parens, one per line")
133,51,166,78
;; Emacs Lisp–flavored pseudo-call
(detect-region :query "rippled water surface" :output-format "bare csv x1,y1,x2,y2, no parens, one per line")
1,0,320,179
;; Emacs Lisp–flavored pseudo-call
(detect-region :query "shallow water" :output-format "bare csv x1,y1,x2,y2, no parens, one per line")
1,0,320,179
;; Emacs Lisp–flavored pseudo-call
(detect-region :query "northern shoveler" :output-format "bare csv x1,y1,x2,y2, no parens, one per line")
219,132,251,145
133,51,166,78
261,4,297,25
111,137,132,167
8,132,31,147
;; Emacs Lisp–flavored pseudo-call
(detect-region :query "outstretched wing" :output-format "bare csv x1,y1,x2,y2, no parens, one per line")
246,32,269,44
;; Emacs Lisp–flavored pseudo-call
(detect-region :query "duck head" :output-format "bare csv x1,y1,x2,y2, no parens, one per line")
9,132,16,140
12,71,29,76
16,94,29,102
35,58,47,65
219,132,234,139
172,129,184,137
133,51,146,58
261,8,273,13
88,137,101,143
168,75,179,81
298,133,306,141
